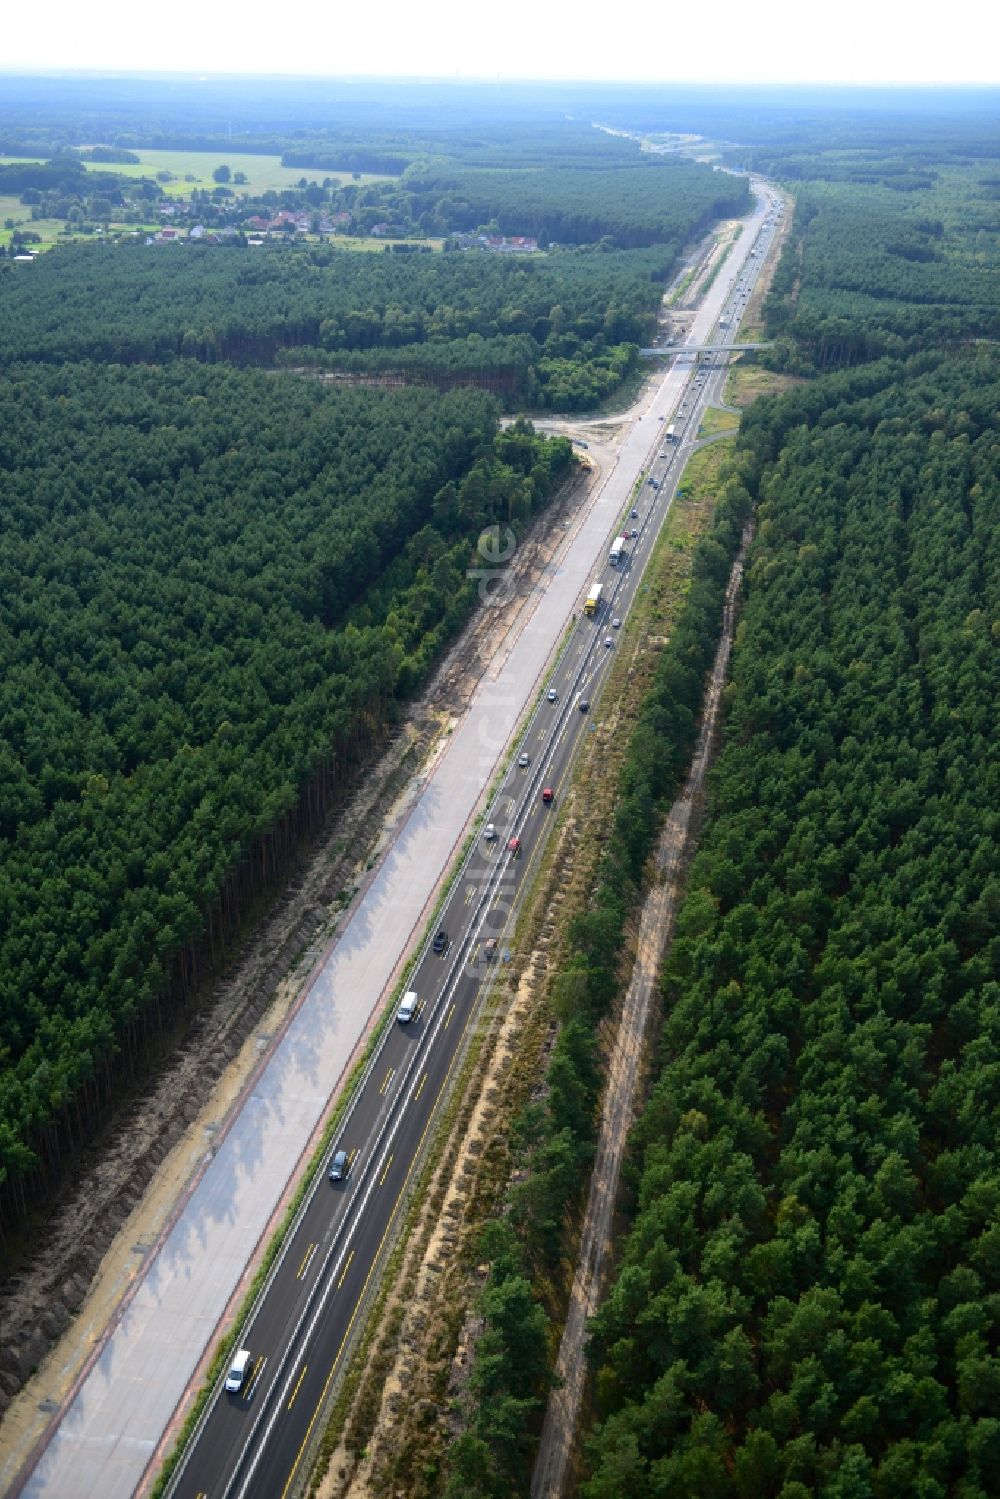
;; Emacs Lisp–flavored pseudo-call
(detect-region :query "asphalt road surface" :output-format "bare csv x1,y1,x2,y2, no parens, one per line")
14,182,780,1499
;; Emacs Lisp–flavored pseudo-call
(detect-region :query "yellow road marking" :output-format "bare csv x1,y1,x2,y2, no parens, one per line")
414,1072,428,1102
379,1068,395,1096
464,884,474,905
280,1025,469,1499
337,1250,355,1290
296,1243,318,1281
244,1354,267,1399
444,1002,456,1028
379,1153,393,1186
287,1364,308,1411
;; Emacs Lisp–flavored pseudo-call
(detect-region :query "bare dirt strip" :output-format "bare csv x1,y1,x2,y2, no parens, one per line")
530,522,753,1499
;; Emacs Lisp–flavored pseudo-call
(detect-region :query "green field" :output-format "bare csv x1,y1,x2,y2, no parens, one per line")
80,149,392,196
1,149,392,198
0,149,401,252
696,403,740,437
2,223,160,253
0,183,155,252
321,234,445,253
1,181,87,252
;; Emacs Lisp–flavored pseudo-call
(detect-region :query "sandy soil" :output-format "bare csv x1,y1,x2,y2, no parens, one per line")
0,447,608,1489
678,218,744,311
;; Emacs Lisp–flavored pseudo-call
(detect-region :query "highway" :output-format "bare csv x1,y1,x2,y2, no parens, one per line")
12,181,781,1499
165,187,784,1499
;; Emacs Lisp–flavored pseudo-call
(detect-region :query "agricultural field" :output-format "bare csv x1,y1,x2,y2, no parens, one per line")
0,149,392,196
78,148,394,195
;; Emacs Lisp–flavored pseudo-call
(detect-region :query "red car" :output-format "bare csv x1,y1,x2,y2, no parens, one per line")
542,787,554,804
507,836,521,855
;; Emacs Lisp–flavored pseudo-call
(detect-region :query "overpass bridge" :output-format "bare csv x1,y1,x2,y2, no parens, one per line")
640,341,773,356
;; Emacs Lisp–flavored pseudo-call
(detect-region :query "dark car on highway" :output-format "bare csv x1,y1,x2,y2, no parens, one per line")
329,1148,350,1182
432,929,448,954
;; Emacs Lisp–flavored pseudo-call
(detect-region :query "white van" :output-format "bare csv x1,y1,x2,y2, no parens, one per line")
397,991,418,1024
225,1348,252,1394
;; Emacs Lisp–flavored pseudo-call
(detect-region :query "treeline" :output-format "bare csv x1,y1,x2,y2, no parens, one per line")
0,156,127,197
279,120,646,174
0,239,667,407
276,334,640,410
762,155,998,366
0,364,572,1232
582,353,1000,1498
277,334,541,399
0,75,668,167
282,146,413,176
445,468,753,1499
400,160,750,248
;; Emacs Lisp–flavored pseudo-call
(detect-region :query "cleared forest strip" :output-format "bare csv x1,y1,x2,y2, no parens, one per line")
530,520,751,1499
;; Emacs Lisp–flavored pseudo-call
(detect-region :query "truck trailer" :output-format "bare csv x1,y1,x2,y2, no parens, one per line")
584,583,603,617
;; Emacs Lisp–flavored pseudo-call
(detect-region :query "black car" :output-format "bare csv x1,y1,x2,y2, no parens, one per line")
329,1149,350,1182
579,698,590,713
432,929,448,954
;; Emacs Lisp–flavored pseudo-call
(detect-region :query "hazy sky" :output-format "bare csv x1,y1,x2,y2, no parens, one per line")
4,0,998,83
